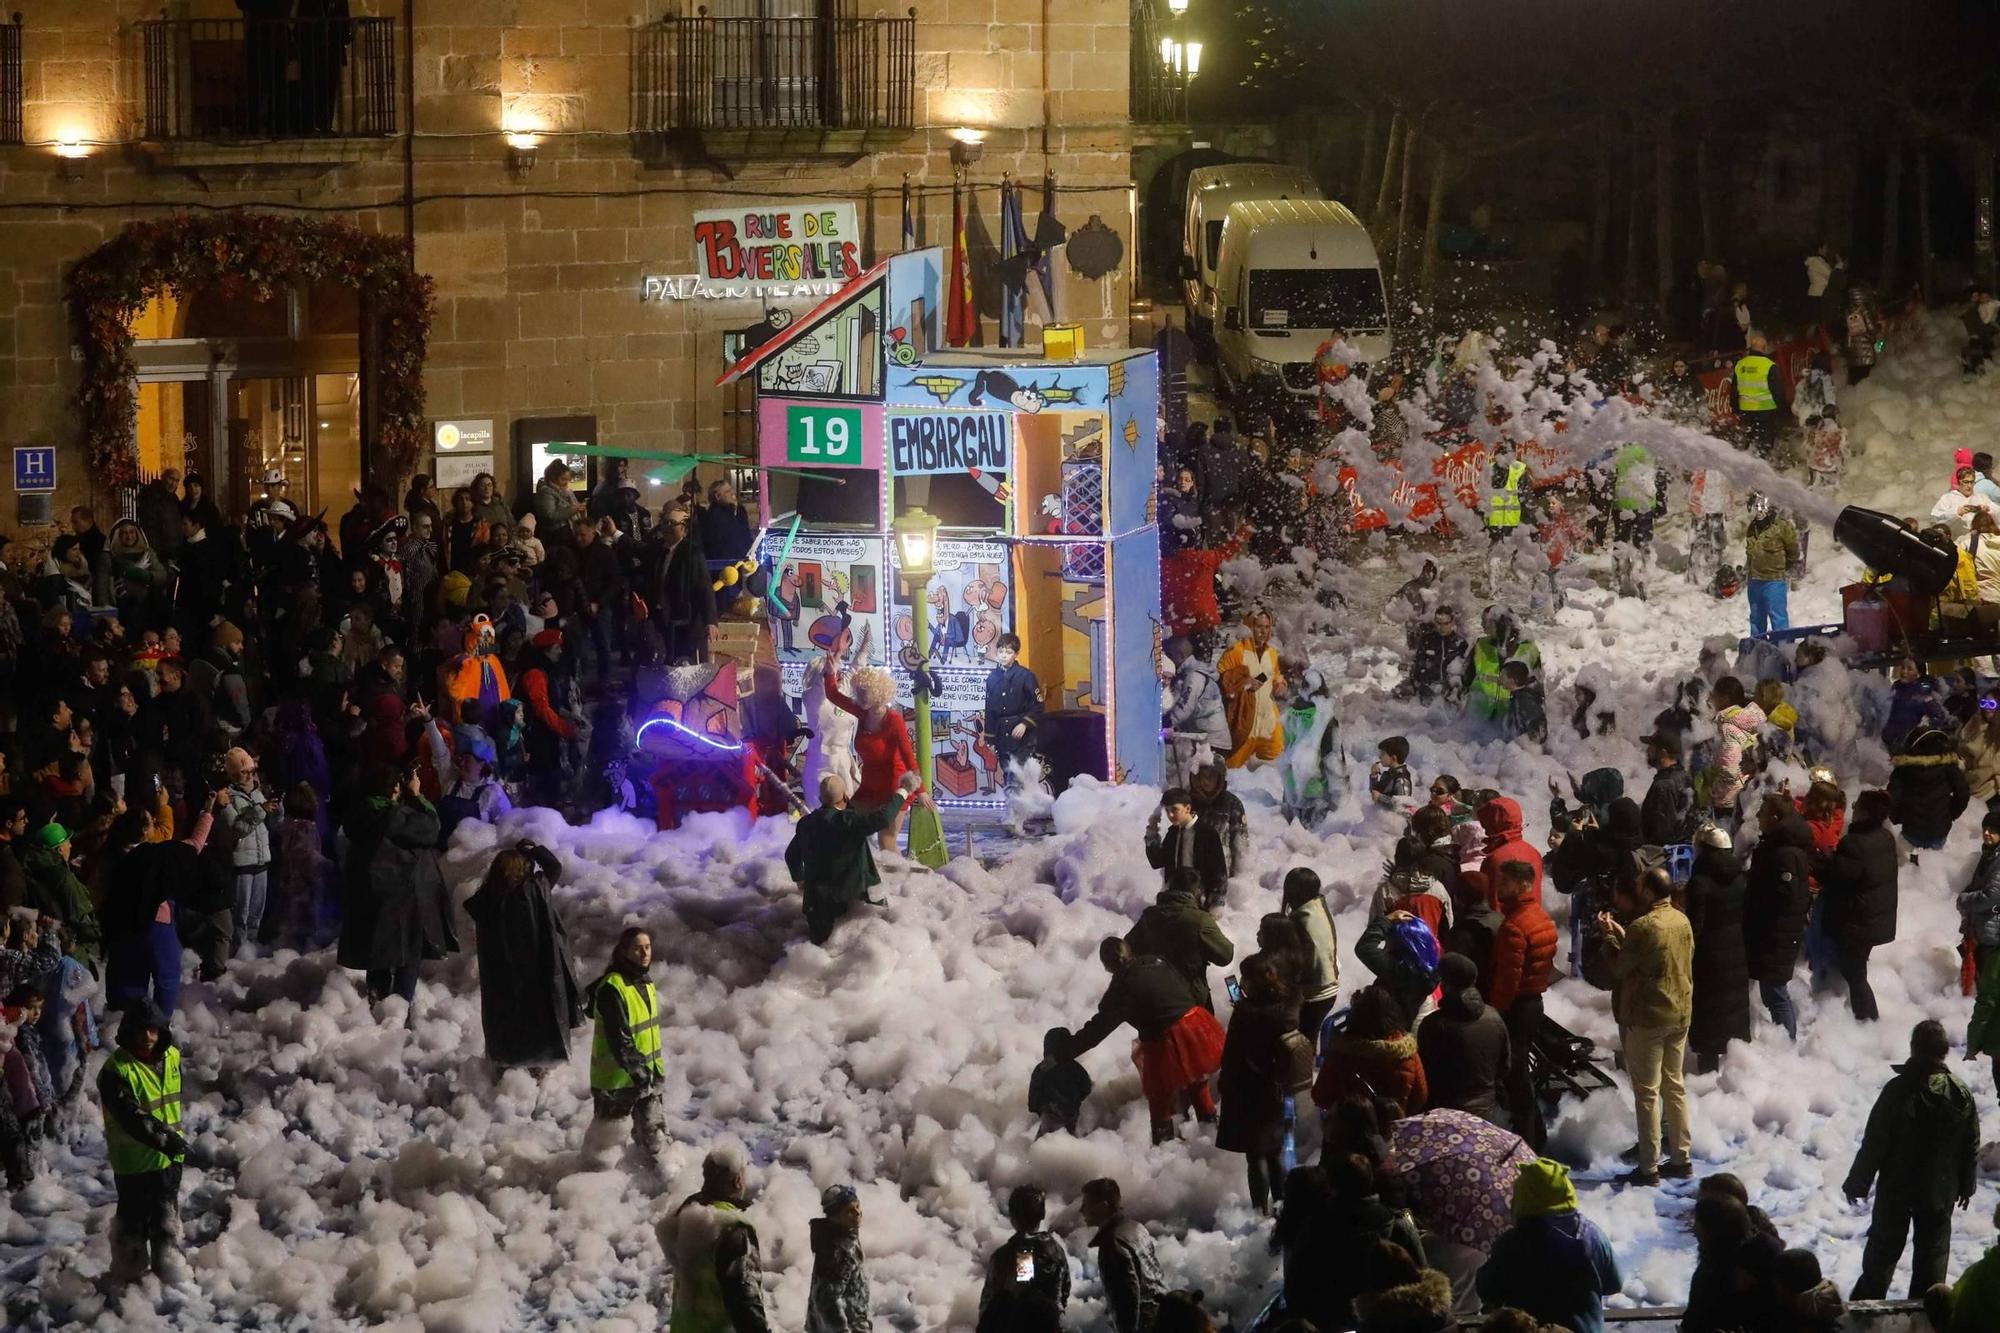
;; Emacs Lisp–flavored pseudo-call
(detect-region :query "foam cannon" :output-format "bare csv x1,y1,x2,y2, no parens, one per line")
1832,506,1957,595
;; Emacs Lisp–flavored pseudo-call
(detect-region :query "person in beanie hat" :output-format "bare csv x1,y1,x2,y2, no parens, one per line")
96,999,195,1283
806,1183,870,1333
1477,1159,1622,1333
21,821,100,972
1844,1019,1979,1300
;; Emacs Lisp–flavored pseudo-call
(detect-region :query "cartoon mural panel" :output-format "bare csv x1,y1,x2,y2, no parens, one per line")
887,537,1013,668
758,532,887,697
757,283,884,399
888,363,1106,413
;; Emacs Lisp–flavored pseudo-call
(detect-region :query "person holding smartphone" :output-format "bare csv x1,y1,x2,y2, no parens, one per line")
338,762,459,1014
976,1185,1069,1333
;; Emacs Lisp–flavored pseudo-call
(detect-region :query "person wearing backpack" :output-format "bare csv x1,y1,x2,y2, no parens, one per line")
1415,953,1511,1127
1219,955,1312,1215
977,1185,1070,1333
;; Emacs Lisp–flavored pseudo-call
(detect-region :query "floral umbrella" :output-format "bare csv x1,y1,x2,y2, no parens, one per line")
1388,1108,1536,1251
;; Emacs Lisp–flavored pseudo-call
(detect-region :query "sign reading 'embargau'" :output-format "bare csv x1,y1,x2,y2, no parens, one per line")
889,412,1012,478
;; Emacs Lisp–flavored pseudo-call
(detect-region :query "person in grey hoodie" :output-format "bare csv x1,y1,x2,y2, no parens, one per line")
1162,636,1231,785
217,746,275,955
1082,1178,1163,1333
806,1184,870,1333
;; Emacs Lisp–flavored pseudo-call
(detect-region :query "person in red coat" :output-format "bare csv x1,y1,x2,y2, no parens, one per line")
1486,858,1557,1148
1478,795,1544,902
1312,984,1428,1119
824,665,924,851
1161,527,1244,660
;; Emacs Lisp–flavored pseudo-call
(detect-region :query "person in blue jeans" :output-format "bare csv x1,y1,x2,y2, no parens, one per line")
1743,495,1800,638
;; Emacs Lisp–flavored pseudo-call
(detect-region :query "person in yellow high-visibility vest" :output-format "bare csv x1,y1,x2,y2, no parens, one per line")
1733,332,1790,461
1487,455,1528,541
585,927,669,1170
662,1148,773,1333
96,1000,193,1284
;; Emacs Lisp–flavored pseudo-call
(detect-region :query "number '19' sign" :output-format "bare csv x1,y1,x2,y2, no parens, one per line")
785,404,865,465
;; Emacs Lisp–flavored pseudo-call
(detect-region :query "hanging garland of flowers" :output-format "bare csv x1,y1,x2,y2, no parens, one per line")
66,212,434,490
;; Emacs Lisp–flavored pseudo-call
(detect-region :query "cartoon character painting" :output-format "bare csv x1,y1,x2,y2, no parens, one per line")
640,662,753,830
773,564,803,653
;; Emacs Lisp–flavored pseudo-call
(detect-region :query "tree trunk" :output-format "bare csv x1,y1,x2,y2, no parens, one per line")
1357,105,1382,220
1654,119,1675,320
1374,112,1405,229
1917,143,1935,300
1975,140,1996,290
1696,135,1718,261
1624,135,1646,305
1420,141,1451,300
1588,119,1611,300
1880,139,1904,299
1392,123,1418,302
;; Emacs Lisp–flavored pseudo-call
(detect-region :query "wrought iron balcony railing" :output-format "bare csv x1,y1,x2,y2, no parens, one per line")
634,9,916,136
138,15,397,142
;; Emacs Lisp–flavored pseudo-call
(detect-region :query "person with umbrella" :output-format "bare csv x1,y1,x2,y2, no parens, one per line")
1476,1159,1622,1333
1387,1107,1537,1258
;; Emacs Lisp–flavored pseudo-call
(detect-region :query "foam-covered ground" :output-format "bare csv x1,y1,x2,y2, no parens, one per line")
8,318,2000,1328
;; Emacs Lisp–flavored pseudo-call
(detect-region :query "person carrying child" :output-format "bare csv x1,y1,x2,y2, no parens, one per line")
1280,669,1347,828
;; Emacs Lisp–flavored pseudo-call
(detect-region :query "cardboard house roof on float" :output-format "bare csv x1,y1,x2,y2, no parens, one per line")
722,245,1163,794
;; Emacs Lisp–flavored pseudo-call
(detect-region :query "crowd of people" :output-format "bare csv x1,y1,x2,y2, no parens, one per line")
14,264,2000,1325
0,458,773,1280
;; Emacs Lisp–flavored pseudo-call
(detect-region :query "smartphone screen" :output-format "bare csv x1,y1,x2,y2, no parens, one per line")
1224,974,1243,1005
1014,1252,1035,1283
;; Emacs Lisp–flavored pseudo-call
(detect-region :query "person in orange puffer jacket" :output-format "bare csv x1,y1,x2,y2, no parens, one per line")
1487,858,1557,1149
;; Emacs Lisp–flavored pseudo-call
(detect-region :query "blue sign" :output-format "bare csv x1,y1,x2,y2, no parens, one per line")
13,447,55,492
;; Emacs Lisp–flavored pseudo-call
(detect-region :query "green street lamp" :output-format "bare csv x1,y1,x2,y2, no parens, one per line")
891,506,943,790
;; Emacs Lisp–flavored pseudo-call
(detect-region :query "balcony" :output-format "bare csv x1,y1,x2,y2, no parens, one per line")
633,8,916,170
137,15,397,166
1,13,21,146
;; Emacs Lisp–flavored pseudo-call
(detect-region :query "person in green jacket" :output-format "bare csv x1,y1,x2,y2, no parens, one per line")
21,822,100,973
785,774,929,945
1844,1019,1980,1300
1928,1200,2000,1333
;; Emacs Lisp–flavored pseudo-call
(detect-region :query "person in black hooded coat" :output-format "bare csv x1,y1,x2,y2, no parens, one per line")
1819,790,1899,1023
1887,727,1971,852
1744,795,1815,1040
1683,827,1752,1071
465,840,584,1068
338,763,461,1009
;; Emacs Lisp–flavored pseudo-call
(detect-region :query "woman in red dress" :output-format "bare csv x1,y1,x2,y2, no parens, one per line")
824,665,923,851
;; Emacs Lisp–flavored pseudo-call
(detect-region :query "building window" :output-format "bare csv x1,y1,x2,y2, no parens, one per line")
138,14,398,142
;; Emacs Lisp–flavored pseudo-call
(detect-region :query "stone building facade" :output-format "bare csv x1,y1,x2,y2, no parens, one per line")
0,0,1138,527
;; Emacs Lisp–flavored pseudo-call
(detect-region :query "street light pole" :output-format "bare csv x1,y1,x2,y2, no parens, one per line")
911,572,935,792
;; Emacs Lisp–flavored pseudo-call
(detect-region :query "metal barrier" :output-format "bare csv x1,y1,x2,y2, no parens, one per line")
633,9,916,134
137,16,398,141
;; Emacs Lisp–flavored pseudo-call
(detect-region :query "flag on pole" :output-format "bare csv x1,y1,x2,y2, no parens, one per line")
901,175,915,253
947,175,977,347
999,179,1027,347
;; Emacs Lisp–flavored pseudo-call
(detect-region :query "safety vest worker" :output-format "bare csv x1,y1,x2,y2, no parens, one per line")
1469,635,1540,722
1488,460,1527,529
590,968,665,1093
102,1044,186,1176
1733,353,1779,414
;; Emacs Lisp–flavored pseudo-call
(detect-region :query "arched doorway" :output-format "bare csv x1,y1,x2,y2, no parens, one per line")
128,279,363,516
67,213,433,502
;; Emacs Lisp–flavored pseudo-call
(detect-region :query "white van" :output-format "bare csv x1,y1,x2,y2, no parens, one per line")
1181,164,1322,336
1212,197,1392,402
